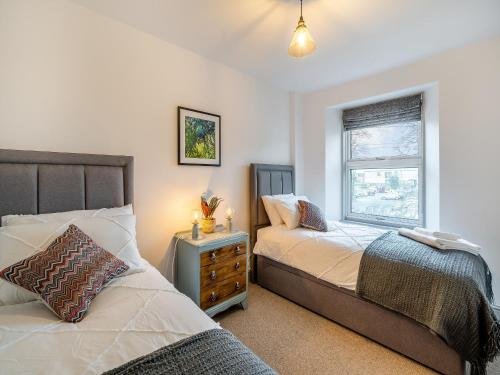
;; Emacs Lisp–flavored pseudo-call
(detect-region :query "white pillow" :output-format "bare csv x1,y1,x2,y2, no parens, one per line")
0,214,146,306
274,195,309,230
261,194,294,226
1,204,133,226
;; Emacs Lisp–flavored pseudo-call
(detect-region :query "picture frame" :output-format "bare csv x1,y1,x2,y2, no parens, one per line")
178,106,221,167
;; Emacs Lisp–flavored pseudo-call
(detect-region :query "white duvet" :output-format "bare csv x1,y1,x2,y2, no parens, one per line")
253,221,387,290
0,262,218,374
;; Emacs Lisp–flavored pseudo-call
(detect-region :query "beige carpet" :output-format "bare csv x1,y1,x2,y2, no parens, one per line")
216,283,500,375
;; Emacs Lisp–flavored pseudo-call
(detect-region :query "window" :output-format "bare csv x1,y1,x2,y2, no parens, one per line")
342,94,424,227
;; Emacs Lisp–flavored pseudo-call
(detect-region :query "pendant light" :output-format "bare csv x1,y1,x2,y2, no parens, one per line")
288,0,316,58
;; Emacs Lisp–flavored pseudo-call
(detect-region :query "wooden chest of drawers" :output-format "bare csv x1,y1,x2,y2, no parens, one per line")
174,229,248,317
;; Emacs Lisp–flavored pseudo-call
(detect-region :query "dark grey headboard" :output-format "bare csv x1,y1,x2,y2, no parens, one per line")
0,149,133,223
249,163,294,248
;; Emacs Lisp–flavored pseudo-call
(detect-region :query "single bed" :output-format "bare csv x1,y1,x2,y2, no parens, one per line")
0,262,218,374
0,149,272,375
250,163,466,375
254,221,386,290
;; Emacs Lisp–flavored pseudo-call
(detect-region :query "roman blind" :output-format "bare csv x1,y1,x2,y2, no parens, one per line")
343,94,422,131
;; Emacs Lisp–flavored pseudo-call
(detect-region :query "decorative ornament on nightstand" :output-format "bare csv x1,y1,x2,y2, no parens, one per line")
200,193,223,234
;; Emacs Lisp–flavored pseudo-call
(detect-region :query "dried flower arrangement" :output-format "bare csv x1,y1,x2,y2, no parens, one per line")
201,195,224,219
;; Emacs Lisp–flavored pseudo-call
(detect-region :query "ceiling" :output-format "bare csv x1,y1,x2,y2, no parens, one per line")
70,0,500,92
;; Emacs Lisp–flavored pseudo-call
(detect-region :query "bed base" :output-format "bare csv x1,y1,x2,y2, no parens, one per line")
255,255,466,375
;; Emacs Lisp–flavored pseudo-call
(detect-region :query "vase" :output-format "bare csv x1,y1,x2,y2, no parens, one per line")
201,218,216,234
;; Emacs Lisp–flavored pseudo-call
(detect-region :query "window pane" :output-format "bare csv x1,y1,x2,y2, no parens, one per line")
350,122,420,160
351,168,419,221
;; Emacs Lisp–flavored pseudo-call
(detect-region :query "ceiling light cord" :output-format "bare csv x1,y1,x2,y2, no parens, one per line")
300,0,303,19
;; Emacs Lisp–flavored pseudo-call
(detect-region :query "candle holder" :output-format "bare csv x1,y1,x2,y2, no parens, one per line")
192,221,200,240
192,210,201,240
226,217,233,233
225,207,235,233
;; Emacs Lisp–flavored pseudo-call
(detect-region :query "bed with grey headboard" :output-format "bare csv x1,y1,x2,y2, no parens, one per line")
249,163,465,375
0,150,277,374
249,163,294,248
0,149,133,222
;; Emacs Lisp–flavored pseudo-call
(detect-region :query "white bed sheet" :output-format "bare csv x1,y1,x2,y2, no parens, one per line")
0,262,218,374
253,221,387,290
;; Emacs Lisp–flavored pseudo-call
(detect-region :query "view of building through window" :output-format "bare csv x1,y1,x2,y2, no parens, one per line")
351,168,419,221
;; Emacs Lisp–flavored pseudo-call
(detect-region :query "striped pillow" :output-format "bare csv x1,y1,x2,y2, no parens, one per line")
298,200,328,232
0,224,128,323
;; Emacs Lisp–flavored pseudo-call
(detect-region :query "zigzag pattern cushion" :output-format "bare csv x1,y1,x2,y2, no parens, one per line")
298,200,328,232
0,224,129,322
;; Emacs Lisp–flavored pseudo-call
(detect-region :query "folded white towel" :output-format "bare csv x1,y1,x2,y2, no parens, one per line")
436,237,482,253
398,228,481,256
414,227,461,241
399,228,442,248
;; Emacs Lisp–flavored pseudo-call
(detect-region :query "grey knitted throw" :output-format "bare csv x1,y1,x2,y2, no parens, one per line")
102,329,276,375
356,231,500,375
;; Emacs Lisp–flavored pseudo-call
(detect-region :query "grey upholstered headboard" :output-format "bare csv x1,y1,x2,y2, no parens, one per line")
0,149,133,224
249,163,294,248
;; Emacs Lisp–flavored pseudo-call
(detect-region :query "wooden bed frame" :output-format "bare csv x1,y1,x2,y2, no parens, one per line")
249,163,466,375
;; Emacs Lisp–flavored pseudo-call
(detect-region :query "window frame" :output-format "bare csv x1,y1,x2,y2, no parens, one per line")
342,118,426,228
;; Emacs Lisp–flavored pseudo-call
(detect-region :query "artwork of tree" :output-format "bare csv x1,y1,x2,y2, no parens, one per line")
184,116,216,159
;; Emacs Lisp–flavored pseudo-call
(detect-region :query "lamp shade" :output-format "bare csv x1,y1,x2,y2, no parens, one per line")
288,16,316,57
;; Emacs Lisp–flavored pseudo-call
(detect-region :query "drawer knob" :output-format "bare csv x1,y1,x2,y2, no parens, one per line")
210,270,217,280
235,246,241,255
209,292,218,302
235,281,241,290
235,262,241,270
210,252,217,262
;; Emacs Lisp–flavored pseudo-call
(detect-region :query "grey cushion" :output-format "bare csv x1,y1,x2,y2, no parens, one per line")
38,165,85,214
298,200,328,232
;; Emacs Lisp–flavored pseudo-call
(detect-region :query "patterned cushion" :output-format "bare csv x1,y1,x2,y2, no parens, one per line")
298,200,328,232
0,225,129,322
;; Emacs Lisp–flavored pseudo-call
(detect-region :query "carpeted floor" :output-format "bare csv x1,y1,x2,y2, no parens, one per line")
216,283,500,375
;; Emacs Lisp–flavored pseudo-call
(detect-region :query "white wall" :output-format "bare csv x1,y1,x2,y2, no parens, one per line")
289,93,304,194
299,36,500,296
0,0,291,279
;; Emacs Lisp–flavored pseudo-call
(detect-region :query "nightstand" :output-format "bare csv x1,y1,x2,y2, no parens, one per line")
174,227,249,317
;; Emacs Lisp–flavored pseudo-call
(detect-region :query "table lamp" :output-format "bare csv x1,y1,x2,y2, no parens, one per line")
192,210,201,240
226,207,234,233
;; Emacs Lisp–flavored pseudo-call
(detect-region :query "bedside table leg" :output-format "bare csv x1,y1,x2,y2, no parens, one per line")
240,299,248,310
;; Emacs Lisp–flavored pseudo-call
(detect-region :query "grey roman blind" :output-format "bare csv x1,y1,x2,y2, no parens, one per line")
343,94,422,131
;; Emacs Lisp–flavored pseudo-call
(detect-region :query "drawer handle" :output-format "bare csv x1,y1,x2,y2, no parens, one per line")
235,281,241,290
210,252,217,262
235,262,241,270
209,292,218,302
210,270,217,280
235,246,241,255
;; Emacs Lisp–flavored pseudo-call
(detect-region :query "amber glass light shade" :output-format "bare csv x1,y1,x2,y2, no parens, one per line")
288,16,316,58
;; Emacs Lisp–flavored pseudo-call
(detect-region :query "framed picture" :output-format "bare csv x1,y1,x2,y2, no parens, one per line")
178,107,221,166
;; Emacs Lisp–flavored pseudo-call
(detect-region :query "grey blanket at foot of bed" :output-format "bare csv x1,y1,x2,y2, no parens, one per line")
102,328,276,375
356,231,500,375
